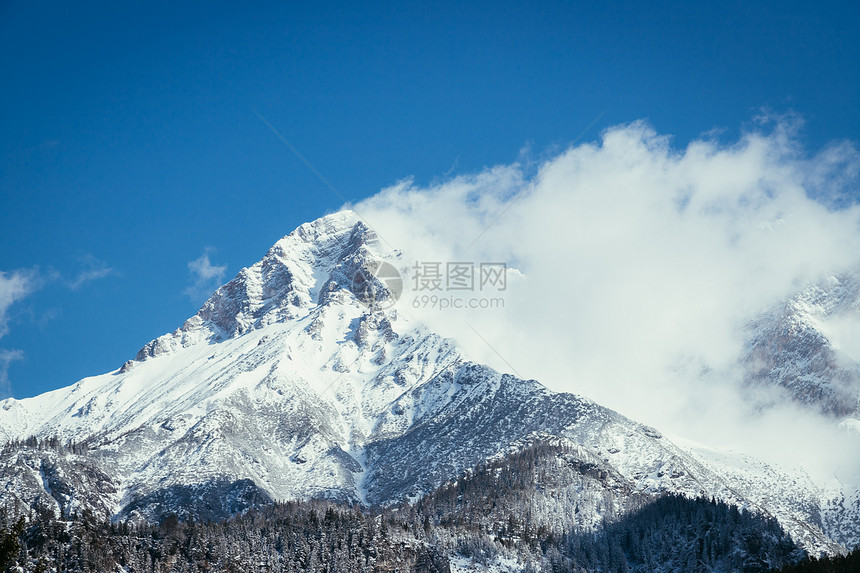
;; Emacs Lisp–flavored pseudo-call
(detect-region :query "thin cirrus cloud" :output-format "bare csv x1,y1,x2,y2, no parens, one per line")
184,250,227,302
354,116,860,482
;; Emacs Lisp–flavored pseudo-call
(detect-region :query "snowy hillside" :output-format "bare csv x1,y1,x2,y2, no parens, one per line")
0,211,857,558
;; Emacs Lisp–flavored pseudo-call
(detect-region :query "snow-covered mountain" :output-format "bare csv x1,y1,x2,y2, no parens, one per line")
0,211,857,557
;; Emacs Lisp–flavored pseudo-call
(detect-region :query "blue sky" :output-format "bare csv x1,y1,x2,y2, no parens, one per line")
1,0,858,399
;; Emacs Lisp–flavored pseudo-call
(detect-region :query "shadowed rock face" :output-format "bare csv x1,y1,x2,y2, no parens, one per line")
744,273,860,418
117,479,273,524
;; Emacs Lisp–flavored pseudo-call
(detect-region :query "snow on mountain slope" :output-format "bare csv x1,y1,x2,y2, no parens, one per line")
0,210,856,556
672,437,856,556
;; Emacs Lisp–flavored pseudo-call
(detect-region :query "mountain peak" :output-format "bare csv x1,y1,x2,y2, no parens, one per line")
282,209,362,244
135,210,388,361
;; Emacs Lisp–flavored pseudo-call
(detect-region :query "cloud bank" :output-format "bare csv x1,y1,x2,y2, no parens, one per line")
353,117,860,483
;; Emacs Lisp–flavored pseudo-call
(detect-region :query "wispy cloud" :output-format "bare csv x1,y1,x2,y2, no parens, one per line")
0,349,23,399
185,249,227,302
0,257,114,398
0,269,39,339
67,254,114,290
0,269,39,399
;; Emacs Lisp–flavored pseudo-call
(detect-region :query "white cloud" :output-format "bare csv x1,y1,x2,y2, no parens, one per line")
0,269,39,339
353,117,860,484
185,250,227,302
